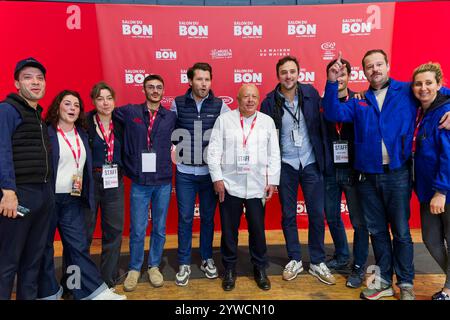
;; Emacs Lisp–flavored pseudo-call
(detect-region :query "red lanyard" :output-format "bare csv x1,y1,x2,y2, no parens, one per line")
147,109,158,150
57,125,81,170
95,114,115,163
335,95,349,138
240,113,257,148
335,123,343,137
412,107,424,153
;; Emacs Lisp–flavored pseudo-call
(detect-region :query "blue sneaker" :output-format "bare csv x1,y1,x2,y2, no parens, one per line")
325,257,349,271
346,265,365,288
432,291,450,300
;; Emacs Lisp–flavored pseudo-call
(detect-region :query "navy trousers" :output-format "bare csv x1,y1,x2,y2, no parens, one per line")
0,183,53,300
38,194,106,300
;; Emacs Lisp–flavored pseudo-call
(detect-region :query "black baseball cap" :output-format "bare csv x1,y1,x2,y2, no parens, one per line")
14,57,46,80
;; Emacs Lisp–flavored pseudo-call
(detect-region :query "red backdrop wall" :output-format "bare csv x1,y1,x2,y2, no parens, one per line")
1,1,449,237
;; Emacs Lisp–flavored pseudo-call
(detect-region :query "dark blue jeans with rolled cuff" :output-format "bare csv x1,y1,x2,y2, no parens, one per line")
357,165,414,287
175,170,218,265
278,162,326,265
37,194,107,300
324,167,369,268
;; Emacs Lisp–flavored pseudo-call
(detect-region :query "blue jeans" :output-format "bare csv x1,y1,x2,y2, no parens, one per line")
38,194,107,300
176,170,217,265
324,167,369,268
357,165,414,286
278,162,326,264
129,182,171,271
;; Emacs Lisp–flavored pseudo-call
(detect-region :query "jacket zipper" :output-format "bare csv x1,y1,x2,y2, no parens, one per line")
36,111,49,183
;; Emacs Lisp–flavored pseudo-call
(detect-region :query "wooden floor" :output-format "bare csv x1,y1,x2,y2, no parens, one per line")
74,229,445,300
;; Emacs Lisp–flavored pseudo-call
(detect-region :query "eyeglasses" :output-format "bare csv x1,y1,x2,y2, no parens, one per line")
146,85,163,91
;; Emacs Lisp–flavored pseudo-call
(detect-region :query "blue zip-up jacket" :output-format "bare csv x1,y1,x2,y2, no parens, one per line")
414,94,450,203
113,103,176,186
323,78,450,174
260,82,331,174
48,125,95,209
0,102,24,191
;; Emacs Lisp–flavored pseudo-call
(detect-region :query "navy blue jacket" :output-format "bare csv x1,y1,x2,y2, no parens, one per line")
0,101,24,191
415,94,450,203
114,103,176,186
48,125,95,209
260,82,331,174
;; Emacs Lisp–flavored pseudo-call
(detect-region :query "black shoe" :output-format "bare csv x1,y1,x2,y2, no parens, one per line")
222,269,236,291
253,266,271,291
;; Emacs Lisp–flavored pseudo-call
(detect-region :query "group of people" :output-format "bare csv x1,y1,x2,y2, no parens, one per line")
0,50,449,301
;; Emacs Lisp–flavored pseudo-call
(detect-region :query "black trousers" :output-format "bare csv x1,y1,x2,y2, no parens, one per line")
85,172,125,287
0,183,54,300
420,203,450,289
219,191,267,270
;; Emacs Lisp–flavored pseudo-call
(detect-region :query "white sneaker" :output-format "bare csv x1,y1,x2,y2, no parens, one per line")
175,265,191,286
92,288,127,300
282,260,304,281
309,262,336,285
200,258,219,279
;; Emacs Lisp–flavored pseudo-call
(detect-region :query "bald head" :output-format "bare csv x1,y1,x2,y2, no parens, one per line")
237,84,260,117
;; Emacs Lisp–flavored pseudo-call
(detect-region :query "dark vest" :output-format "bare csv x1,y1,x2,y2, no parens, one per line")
174,89,222,165
5,93,51,184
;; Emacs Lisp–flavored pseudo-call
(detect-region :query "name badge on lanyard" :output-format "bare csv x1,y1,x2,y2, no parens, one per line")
71,174,83,196
284,103,302,147
237,149,251,174
142,109,158,173
102,164,119,189
333,140,349,163
142,151,156,172
237,113,257,174
292,127,302,147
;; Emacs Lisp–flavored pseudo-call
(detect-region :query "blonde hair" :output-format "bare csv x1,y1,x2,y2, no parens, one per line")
412,62,444,85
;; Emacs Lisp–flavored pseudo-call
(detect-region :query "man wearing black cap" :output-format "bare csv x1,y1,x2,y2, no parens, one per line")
0,57,54,299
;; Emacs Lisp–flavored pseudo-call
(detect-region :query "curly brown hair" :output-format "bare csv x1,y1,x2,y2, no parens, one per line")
45,90,87,130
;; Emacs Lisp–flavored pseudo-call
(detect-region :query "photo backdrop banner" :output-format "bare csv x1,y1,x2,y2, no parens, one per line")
1,1,448,236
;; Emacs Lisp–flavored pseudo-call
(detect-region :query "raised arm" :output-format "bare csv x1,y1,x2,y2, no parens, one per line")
322,52,356,123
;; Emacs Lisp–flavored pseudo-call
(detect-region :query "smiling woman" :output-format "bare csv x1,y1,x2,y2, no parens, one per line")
412,62,450,300
45,90,87,131
36,90,126,300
